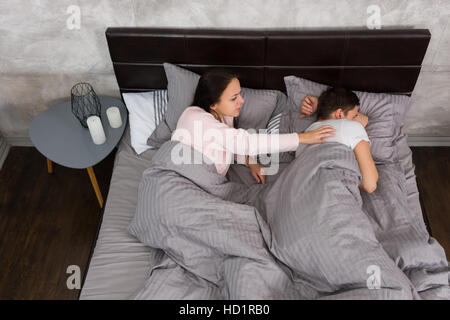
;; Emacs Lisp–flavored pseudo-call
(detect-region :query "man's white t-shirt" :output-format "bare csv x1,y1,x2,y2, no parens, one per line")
305,119,370,150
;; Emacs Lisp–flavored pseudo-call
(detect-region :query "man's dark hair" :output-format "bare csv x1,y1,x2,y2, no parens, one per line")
317,87,360,120
192,69,239,113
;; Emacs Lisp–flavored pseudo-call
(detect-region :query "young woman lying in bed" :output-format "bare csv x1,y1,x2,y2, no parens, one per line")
171,70,336,184
301,87,379,194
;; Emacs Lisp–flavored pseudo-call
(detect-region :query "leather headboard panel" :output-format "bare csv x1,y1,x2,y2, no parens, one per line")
106,28,430,95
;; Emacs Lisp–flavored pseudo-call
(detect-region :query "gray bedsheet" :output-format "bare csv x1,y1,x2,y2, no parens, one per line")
252,143,449,299
128,140,302,299
80,123,448,299
127,140,449,299
79,125,159,299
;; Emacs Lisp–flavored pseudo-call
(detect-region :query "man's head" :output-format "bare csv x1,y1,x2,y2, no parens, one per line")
317,87,360,121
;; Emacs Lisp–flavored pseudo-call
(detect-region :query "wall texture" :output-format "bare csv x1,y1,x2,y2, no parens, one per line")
1,0,449,140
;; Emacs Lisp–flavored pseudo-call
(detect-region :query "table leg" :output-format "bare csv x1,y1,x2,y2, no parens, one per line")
86,167,104,208
46,158,53,174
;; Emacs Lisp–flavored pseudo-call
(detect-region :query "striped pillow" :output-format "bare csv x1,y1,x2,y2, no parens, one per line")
266,112,282,134
284,75,412,163
152,89,168,127
257,112,284,165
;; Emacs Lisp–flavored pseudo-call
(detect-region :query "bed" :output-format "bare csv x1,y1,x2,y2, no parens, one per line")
79,27,448,299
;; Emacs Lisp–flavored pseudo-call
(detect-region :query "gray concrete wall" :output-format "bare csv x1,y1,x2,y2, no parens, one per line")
1,0,449,140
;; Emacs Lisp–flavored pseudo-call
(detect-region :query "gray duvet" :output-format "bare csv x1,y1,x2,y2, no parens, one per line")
128,140,449,299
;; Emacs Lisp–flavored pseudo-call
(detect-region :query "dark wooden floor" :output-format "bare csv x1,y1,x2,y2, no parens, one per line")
411,147,450,260
0,147,116,300
0,146,448,300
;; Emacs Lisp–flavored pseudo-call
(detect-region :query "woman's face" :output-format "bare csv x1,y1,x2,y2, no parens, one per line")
210,78,245,118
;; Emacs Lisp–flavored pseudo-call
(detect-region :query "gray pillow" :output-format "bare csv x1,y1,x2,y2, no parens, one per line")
258,96,298,165
147,63,200,148
146,117,172,149
278,96,317,134
265,112,283,134
284,75,412,163
236,88,285,130
147,63,284,148
164,62,201,132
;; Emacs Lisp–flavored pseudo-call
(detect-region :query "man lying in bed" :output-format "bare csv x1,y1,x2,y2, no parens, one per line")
247,87,449,299
303,87,378,194
245,84,450,299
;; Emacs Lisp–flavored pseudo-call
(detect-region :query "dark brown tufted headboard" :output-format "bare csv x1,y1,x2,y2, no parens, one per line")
105,27,430,95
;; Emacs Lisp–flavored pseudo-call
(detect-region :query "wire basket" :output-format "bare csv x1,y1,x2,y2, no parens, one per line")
70,82,102,128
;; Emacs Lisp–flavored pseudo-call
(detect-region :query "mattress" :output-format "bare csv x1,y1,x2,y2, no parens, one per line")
79,123,426,299
79,123,158,299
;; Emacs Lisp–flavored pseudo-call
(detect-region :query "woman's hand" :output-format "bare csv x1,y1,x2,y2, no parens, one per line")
298,126,336,144
299,95,318,118
246,156,266,184
249,163,266,184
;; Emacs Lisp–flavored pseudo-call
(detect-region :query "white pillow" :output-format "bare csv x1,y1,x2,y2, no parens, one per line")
122,90,168,155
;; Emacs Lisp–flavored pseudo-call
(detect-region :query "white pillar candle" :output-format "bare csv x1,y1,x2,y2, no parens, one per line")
87,115,106,145
106,106,122,128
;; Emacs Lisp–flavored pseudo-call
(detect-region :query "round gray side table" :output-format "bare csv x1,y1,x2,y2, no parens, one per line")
29,96,128,208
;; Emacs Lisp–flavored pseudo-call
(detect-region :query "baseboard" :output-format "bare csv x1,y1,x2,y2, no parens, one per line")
5,136,33,147
0,136,11,170
407,136,450,147
1,137,33,169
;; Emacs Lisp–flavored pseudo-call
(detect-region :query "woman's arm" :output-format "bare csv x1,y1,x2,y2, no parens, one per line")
353,140,378,193
181,108,335,156
246,155,266,184
298,127,336,144
221,126,335,156
231,154,266,184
